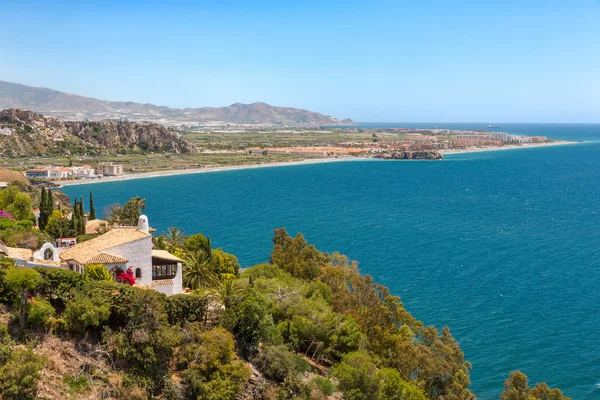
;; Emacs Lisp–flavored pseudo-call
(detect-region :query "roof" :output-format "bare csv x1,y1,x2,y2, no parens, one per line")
60,227,150,265
4,247,33,260
85,253,128,265
29,258,65,268
151,249,183,263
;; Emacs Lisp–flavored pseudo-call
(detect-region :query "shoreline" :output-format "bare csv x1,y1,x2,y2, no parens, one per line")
53,140,581,187
53,157,364,187
440,140,579,155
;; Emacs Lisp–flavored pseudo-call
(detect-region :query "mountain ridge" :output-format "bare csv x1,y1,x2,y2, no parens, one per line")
0,80,355,126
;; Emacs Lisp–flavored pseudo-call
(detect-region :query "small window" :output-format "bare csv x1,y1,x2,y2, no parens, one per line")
135,268,142,278
44,248,53,261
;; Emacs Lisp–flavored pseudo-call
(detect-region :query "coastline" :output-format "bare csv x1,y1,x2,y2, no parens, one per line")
53,157,364,187
440,140,579,155
53,140,581,187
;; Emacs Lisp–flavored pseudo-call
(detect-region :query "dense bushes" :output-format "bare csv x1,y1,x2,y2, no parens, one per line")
254,344,308,382
164,293,209,326
0,225,571,399
33,267,82,310
64,290,111,335
333,351,426,400
82,263,114,282
176,326,251,400
0,324,46,400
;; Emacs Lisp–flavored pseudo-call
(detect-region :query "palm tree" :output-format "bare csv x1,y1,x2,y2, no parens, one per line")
212,278,243,309
167,226,187,249
183,250,217,290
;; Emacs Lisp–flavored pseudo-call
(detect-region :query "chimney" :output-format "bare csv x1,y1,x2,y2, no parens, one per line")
137,215,149,234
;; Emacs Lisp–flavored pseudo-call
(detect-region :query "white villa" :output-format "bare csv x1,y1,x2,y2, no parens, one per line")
1,215,183,296
59,215,183,296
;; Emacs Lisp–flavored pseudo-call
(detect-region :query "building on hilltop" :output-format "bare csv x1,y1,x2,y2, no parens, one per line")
60,215,182,296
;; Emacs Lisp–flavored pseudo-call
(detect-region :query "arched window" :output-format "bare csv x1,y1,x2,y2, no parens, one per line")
135,268,142,278
44,248,54,261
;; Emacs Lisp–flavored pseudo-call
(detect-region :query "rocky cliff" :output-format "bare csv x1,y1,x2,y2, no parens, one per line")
0,109,197,157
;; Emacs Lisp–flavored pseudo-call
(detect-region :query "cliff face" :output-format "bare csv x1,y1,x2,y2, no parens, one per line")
0,109,197,157
375,151,443,160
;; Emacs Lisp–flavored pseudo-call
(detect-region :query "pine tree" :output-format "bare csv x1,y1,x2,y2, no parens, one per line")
89,191,96,220
39,187,47,230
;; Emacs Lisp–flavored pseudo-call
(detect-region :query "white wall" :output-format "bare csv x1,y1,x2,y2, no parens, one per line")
104,236,153,286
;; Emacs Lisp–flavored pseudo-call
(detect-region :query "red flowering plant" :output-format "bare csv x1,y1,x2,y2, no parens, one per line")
0,210,15,220
114,267,136,286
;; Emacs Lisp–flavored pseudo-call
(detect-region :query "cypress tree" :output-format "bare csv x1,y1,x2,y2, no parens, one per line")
78,197,85,235
39,187,47,230
47,189,54,217
89,191,96,220
71,199,79,236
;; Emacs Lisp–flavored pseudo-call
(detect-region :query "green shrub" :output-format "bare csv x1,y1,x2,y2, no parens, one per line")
163,293,208,326
222,290,276,355
0,326,46,400
81,280,136,327
177,327,251,400
4,267,41,328
83,264,114,282
0,258,16,303
254,344,303,382
27,297,55,328
63,374,91,395
104,288,179,378
76,234,97,243
333,351,426,400
33,267,82,310
64,291,111,335
310,376,336,396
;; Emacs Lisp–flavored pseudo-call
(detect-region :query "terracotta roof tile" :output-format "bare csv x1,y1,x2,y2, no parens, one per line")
85,253,128,265
151,249,183,263
60,227,150,265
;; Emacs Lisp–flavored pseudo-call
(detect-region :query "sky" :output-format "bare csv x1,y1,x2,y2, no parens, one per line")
1,0,599,122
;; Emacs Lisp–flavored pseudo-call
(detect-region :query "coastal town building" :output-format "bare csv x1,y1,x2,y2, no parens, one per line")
454,134,501,147
491,132,509,141
96,162,124,176
24,165,97,180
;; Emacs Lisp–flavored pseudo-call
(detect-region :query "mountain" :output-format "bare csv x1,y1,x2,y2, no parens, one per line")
0,81,355,126
0,109,197,157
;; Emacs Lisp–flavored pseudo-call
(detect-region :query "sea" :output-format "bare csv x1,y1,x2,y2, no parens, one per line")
62,123,600,399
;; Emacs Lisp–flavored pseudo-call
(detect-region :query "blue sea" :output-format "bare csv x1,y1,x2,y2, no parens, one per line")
62,123,600,399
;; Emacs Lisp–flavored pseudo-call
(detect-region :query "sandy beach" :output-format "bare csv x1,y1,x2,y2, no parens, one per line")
54,140,581,187
54,157,362,187
440,140,580,155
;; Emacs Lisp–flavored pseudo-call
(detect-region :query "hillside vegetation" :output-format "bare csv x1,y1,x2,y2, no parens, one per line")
0,202,570,399
0,109,197,157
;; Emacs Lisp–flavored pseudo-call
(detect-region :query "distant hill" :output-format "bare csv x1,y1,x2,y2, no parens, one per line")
0,81,355,126
0,109,197,157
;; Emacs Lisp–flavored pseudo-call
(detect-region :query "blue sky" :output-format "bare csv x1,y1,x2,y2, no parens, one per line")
1,0,599,122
